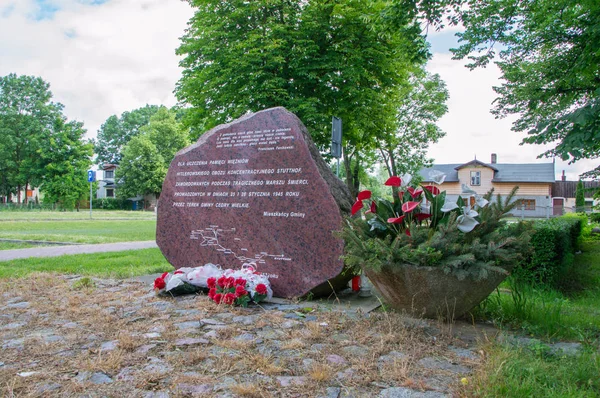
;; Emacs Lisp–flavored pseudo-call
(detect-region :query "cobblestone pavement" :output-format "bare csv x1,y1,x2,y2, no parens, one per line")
0,274,482,397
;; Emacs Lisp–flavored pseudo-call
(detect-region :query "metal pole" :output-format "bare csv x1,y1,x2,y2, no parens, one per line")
89,182,92,219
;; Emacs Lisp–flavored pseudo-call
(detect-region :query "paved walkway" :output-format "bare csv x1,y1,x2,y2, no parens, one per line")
0,240,158,261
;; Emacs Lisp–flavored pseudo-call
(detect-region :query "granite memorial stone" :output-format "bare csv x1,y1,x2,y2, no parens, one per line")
157,107,352,298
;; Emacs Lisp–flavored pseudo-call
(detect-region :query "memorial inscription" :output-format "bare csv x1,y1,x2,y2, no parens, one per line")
157,107,351,297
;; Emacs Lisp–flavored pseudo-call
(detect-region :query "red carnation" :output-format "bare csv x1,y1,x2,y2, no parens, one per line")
234,277,246,287
153,277,166,290
235,285,248,297
207,277,217,289
223,293,236,305
213,293,222,304
255,283,268,296
226,277,235,288
217,276,226,288
208,287,216,299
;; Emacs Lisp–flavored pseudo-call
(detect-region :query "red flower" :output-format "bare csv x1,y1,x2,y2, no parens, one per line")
387,216,405,224
423,185,440,195
208,287,216,299
255,283,268,295
407,187,423,199
398,191,404,199
351,200,363,216
174,270,184,275
207,277,216,289
405,229,412,237
415,213,432,221
225,277,235,288
384,176,401,187
213,293,222,304
217,276,226,288
234,278,246,287
160,272,169,280
366,201,377,214
357,190,371,200
153,277,166,290
223,293,236,305
235,285,248,297
401,201,419,213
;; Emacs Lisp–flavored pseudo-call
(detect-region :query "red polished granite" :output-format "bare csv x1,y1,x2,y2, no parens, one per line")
156,107,353,298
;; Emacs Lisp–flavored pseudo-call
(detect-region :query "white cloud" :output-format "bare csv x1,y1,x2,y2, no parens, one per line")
0,0,194,138
426,52,597,180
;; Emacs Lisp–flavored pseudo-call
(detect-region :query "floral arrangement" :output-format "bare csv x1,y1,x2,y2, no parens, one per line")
153,263,272,305
340,172,530,280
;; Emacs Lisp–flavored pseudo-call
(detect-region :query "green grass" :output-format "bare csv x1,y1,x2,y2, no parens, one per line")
472,237,600,341
0,248,171,279
0,219,156,243
0,241,41,250
0,210,156,221
469,344,600,397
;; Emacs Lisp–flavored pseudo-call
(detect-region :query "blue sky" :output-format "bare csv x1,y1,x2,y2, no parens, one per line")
0,1,595,179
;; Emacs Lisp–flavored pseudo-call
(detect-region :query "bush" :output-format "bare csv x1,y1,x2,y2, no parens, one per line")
515,215,584,286
590,212,600,223
96,198,132,210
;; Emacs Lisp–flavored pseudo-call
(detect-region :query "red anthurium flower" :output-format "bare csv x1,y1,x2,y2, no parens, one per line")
365,201,377,214
423,185,440,195
357,190,371,200
255,283,268,295
351,200,363,215
415,213,432,221
405,229,411,237
387,216,405,224
401,201,419,213
407,187,423,199
384,176,401,187
153,277,166,290
398,191,404,199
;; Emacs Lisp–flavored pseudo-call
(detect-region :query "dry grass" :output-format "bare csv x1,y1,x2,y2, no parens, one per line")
0,273,478,397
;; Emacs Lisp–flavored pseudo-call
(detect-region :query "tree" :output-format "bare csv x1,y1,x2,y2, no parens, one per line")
575,180,585,213
450,0,600,175
377,70,449,179
116,108,190,198
39,119,93,210
176,0,428,197
94,105,160,165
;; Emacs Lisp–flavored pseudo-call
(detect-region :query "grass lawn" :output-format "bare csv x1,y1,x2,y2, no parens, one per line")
0,248,171,279
0,241,41,250
0,210,156,221
0,219,156,243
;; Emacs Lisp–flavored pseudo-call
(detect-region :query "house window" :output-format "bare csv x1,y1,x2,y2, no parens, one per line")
106,188,114,198
470,171,481,186
105,170,114,179
517,199,535,210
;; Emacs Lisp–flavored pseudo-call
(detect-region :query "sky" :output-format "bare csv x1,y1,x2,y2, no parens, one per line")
0,0,595,180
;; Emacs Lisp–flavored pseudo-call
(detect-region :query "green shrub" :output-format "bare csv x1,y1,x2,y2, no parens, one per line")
516,216,584,286
96,198,132,210
590,212,600,223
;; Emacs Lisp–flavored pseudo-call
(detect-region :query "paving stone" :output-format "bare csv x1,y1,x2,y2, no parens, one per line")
213,376,237,391
75,371,113,384
276,376,307,387
448,346,478,360
200,318,225,326
2,338,25,350
256,327,285,340
311,343,330,352
137,344,157,354
204,330,219,339
232,315,259,325
174,321,201,331
342,345,367,357
176,383,213,395
1,322,26,330
234,333,258,343
143,391,170,398
116,367,137,382
174,309,202,317
281,320,302,329
549,342,582,356
326,354,347,365
7,302,30,309
417,357,471,374
100,340,119,351
319,387,341,398
336,368,356,381
35,382,61,393
379,387,448,398
148,301,174,311
144,357,173,375
61,322,79,329
143,332,161,339
175,337,209,346
378,351,408,364
303,358,316,369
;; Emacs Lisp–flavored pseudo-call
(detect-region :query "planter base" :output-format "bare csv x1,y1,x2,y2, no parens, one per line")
365,265,507,320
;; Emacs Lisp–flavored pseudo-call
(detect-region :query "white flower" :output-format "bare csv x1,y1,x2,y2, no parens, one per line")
429,170,446,185
461,184,477,195
457,206,479,233
475,195,489,208
400,173,412,187
441,200,459,213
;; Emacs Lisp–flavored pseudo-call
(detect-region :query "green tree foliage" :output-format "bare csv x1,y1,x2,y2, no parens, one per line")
176,0,430,197
0,74,92,206
377,70,449,178
575,180,585,213
94,104,160,165
451,0,600,175
116,108,190,198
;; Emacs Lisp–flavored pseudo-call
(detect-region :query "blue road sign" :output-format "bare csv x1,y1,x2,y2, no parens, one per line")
87,170,96,183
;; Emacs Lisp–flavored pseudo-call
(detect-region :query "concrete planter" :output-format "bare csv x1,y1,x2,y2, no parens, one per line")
364,264,508,320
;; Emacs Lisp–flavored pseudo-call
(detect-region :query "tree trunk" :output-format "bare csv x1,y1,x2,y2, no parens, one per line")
24,182,28,205
17,184,21,204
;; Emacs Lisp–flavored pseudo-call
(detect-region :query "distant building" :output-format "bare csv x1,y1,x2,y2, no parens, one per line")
420,154,555,218
552,171,599,213
96,164,117,199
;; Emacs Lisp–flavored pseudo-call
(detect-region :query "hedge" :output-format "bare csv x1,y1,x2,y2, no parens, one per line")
96,198,133,210
516,215,585,286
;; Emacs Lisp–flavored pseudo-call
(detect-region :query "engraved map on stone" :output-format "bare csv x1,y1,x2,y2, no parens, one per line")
190,225,290,275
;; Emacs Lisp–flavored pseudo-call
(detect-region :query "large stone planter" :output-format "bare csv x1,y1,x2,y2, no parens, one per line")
364,264,508,319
